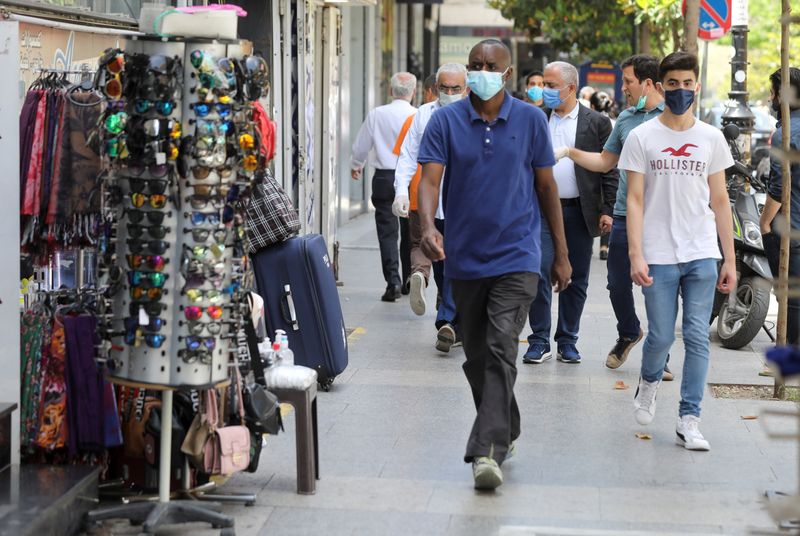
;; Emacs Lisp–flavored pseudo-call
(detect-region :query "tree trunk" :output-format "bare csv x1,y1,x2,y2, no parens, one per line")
670,19,682,53
638,22,651,55
683,0,700,55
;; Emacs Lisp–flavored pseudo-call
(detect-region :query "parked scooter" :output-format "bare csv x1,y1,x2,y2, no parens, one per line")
710,124,773,349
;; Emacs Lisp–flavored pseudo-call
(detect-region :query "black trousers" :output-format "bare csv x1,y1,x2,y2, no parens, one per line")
452,272,539,464
371,169,403,288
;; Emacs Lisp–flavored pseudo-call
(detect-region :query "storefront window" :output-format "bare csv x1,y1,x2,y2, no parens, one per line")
14,0,143,22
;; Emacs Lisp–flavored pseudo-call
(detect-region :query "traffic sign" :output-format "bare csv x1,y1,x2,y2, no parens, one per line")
683,0,732,40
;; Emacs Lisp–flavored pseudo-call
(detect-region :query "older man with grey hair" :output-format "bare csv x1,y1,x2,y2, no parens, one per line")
393,63,468,352
351,71,417,302
521,60,619,365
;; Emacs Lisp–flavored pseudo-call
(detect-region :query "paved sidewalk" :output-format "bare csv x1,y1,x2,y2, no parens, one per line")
112,213,798,535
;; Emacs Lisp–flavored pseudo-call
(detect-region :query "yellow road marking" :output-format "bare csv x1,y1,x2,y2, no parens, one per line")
348,326,367,342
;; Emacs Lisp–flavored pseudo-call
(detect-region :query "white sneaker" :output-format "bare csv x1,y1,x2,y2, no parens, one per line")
633,377,661,425
472,456,503,490
676,415,710,451
435,324,456,353
409,272,427,316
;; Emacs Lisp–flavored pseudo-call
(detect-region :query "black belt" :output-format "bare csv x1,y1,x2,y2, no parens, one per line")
560,198,580,207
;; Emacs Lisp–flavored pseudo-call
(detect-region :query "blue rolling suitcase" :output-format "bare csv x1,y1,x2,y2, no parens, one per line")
252,234,348,390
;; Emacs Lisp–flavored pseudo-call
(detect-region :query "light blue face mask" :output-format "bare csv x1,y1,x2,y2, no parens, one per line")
527,86,544,102
467,68,508,101
542,87,565,109
635,86,649,110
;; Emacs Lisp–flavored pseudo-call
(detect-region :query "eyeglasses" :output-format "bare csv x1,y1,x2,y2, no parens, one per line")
126,210,167,225
129,301,166,317
127,224,170,239
125,316,164,332
130,192,167,209
184,227,227,244
123,162,170,179
127,271,169,288
187,321,223,336
127,178,168,195
188,212,221,226
183,305,223,321
127,254,168,272
185,288,224,304
179,348,212,364
185,335,216,351
134,99,175,116
191,165,234,181
437,84,464,95
127,239,169,255
129,286,165,301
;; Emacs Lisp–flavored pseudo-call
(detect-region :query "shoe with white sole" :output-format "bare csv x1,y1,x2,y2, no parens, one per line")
633,377,661,425
676,415,710,451
409,272,426,316
436,324,456,353
472,456,503,490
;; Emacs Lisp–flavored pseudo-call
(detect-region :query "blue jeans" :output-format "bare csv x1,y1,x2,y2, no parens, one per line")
607,216,641,339
641,259,718,417
434,218,457,330
528,205,594,346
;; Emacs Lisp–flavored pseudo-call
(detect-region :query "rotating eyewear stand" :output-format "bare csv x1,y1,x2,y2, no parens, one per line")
86,382,235,536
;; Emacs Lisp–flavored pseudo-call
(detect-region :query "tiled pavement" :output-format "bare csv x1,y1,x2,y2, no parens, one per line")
101,213,798,535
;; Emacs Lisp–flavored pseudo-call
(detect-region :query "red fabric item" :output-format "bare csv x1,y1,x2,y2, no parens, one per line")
252,102,276,162
22,95,47,216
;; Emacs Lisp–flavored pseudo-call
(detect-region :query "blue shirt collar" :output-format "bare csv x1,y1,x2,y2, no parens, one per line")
467,91,514,123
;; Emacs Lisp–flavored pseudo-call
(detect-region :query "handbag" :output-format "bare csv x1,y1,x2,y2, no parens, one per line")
180,389,216,469
244,168,300,253
202,371,251,476
123,390,161,458
242,319,283,435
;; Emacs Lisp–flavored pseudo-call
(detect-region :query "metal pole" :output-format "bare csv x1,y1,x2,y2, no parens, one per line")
158,390,173,503
721,0,755,164
774,0,792,399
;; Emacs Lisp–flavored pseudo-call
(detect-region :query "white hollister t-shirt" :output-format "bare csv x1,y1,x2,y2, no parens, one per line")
618,117,734,265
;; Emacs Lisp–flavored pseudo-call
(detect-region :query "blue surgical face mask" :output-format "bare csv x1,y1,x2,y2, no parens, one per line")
664,88,695,115
635,85,649,110
527,86,544,102
467,68,508,101
542,87,565,109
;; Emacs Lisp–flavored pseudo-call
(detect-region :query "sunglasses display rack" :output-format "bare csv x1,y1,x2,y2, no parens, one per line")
97,37,267,389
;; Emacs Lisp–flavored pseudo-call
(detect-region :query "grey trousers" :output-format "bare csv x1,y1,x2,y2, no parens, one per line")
452,272,539,464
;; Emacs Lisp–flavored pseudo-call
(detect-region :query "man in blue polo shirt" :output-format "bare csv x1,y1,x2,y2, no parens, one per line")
417,39,571,490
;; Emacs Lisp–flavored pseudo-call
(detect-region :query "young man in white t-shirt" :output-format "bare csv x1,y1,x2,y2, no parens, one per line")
619,51,736,451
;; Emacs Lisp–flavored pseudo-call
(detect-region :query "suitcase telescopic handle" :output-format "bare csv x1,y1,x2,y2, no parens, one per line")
282,284,300,331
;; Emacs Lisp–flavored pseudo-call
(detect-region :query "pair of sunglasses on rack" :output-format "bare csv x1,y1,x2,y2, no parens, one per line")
192,118,235,137
97,48,124,100
184,244,226,260
125,331,166,348
124,316,164,332
125,177,168,194
130,192,167,209
127,238,169,254
238,55,270,102
127,253,168,272
134,99,175,116
191,102,231,118
190,165,234,181
183,227,227,244
182,305,223,321
127,271,169,288
129,286,165,301
129,117,181,139
179,348,212,364
103,112,128,135
105,137,129,160
122,162,170,179
130,301,167,317
184,288,224,304
126,209,169,225
183,335,216,351
128,223,169,239
184,320,223,336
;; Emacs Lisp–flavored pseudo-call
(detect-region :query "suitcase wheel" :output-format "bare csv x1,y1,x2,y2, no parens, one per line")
318,378,334,392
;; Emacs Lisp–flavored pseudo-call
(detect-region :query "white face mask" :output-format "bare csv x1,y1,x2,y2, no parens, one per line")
438,92,465,106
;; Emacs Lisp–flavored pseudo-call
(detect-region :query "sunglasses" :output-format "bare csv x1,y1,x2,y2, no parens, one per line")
127,178,168,195
105,137,129,160
134,99,175,116
188,194,225,210
103,112,128,135
185,244,226,260
129,286,165,301
127,239,170,255
183,305,224,321
193,118,235,137
130,117,180,139
179,348,212,364
125,316,164,332
127,271,169,288
241,154,259,172
190,165,234,181
185,335,216,351
129,301,167,317
195,145,228,168
126,210,167,225
185,288,224,304
127,254,168,271
184,227,227,244
123,162,170,179
124,330,167,348
192,103,231,118
127,223,170,239
238,133,256,151
182,256,226,276
188,212,221,226
130,192,167,209
187,321,223,336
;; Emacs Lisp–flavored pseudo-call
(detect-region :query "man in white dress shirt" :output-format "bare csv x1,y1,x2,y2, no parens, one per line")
351,72,417,302
393,63,468,352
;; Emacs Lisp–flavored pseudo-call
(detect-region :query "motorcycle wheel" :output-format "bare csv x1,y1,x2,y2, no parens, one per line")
716,276,771,350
